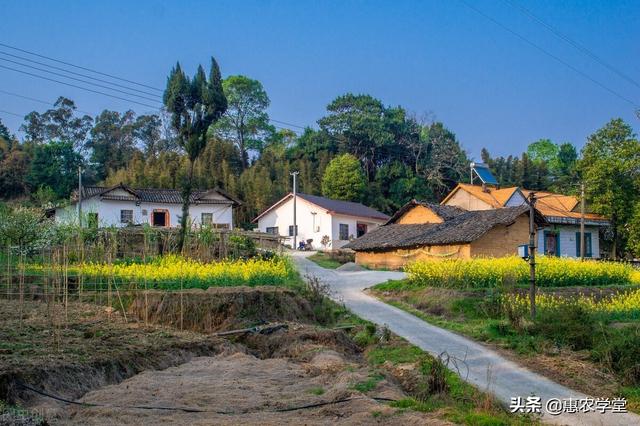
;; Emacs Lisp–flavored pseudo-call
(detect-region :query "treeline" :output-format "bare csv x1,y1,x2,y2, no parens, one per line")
0,68,639,256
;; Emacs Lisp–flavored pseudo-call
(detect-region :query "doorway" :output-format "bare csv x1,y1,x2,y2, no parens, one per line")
544,231,559,256
356,223,368,238
152,209,169,227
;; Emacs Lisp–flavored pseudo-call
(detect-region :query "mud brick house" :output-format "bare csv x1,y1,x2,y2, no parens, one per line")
345,200,546,270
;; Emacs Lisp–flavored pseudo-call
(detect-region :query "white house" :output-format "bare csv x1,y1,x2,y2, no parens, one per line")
253,193,389,249
54,184,241,229
441,183,610,258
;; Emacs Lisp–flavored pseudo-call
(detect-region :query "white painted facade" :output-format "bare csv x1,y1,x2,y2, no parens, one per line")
255,196,385,250
55,188,235,229
537,225,601,259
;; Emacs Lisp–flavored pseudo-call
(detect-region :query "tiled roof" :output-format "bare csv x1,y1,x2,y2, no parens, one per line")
77,184,241,205
252,193,389,223
443,184,608,225
345,205,544,251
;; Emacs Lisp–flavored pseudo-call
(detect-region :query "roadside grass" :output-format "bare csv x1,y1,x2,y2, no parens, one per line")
357,332,538,425
370,279,640,412
308,252,342,269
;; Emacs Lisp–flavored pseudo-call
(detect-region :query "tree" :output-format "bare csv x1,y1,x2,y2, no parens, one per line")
163,58,227,250
213,75,272,168
527,139,558,165
20,97,92,150
26,140,84,198
579,118,640,258
321,154,366,201
87,110,139,180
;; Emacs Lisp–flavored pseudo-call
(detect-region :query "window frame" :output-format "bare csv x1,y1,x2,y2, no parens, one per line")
120,209,133,224
575,232,593,258
266,226,279,235
339,223,349,241
201,212,213,226
288,225,298,237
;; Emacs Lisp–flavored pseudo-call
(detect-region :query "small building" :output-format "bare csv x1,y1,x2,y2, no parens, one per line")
441,183,609,258
345,200,546,269
54,184,241,228
252,193,389,249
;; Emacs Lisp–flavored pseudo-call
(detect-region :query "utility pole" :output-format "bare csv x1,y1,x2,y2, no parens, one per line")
78,166,83,228
528,191,537,319
290,171,299,250
580,182,585,261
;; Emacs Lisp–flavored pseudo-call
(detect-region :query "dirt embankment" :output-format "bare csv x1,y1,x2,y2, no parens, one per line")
1,288,453,425
128,286,321,332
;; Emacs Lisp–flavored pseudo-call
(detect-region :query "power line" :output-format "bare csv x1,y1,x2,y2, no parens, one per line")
0,89,94,115
458,0,640,108
0,109,24,118
0,56,162,103
502,0,640,90
0,50,163,98
269,118,307,130
0,64,161,109
0,41,164,93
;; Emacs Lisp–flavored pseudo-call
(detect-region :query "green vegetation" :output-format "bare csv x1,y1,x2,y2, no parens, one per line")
371,281,640,412
321,153,367,202
400,256,637,289
308,252,342,269
356,333,537,425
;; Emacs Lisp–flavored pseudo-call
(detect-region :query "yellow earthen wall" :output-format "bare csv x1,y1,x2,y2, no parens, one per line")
396,205,444,224
355,244,471,270
470,215,530,257
443,189,493,211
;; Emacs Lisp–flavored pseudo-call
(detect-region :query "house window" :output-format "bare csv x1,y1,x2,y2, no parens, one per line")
575,232,593,258
288,225,298,237
120,209,133,224
339,223,349,240
201,213,213,226
266,227,279,235
543,231,559,256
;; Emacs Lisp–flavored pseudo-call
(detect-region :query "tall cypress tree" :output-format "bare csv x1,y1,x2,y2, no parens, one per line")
163,58,227,251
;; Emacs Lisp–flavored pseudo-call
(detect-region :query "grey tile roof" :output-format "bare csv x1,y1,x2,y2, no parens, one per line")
78,184,241,205
345,205,541,251
252,193,389,222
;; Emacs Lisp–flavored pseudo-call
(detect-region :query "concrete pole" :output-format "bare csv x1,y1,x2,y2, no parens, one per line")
580,182,585,260
528,192,537,319
290,171,299,250
78,166,83,228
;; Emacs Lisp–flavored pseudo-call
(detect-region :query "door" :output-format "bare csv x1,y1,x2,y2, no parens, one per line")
152,209,169,227
544,231,559,256
356,223,368,238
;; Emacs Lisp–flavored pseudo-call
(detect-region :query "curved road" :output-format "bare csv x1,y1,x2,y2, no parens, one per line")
292,252,639,426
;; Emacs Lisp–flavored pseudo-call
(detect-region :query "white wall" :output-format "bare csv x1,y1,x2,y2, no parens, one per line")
330,213,383,249
55,199,234,229
256,197,385,249
536,225,601,258
256,197,332,249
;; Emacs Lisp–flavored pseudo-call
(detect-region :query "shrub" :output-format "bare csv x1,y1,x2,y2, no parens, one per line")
592,326,640,386
405,256,635,289
531,303,596,350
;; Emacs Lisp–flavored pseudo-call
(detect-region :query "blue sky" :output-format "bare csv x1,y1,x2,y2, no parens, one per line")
1,0,638,158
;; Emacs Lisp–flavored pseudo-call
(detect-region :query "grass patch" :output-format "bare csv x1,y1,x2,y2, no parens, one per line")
351,373,384,393
307,386,325,395
308,252,342,269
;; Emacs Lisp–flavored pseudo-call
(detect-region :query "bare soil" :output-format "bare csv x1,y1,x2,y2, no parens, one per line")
1,298,451,425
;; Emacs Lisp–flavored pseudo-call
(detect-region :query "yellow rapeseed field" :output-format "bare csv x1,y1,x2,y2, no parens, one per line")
405,256,636,289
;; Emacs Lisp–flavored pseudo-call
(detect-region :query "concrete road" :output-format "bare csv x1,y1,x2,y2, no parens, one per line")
292,252,640,426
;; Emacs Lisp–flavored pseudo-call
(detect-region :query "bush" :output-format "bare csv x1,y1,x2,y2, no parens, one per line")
592,326,640,386
405,256,635,289
531,303,596,350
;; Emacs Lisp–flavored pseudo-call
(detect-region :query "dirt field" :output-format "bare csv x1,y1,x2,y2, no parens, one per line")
0,296,458,425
